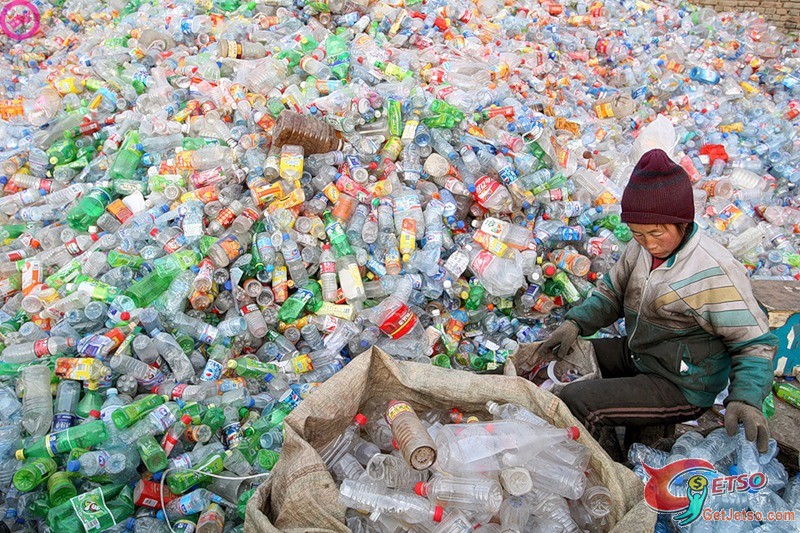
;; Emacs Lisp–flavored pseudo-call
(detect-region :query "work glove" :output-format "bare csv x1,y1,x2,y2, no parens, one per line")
724,401,770,453
537,320,581,359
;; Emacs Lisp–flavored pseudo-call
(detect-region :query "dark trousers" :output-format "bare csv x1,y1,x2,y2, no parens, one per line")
560,337,707,442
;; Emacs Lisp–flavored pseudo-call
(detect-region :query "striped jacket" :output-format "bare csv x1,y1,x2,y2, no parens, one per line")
566,224,777,408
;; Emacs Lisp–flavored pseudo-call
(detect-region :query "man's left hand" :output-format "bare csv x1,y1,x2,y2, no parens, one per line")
724,401,770,453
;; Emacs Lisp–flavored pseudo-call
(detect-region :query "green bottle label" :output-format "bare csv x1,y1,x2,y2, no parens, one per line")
71,487,115,533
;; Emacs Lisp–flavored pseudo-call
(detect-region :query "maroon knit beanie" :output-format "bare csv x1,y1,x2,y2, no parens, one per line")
621,149,694,225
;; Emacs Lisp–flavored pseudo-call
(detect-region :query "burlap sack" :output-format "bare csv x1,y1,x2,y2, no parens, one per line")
504,339,601,394
245,348,654,532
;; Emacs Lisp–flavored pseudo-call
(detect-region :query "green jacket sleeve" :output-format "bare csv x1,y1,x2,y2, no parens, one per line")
565,243,635,336
695,259,778,408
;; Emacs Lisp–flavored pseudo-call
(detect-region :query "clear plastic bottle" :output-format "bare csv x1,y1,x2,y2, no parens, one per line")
20,365,53,438
66,450,127,476
319,414,368,468
415,475,504,513
339,479,444,524
1,336,76,363
365,453,429,490
435,420,580,474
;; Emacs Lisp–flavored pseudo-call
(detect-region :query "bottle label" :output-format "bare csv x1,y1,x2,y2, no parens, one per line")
474,176,502,205
171,383,188,400
52,413,76,432
71,487,116,533
95,451,110,469
197,506,224,531
217,378,246,393
202,359,224,382
393,194,419,214
320,261,336,275
149,405,177,432
177,493,204,516
197,323,217,345
171,454,191,470
378,303,418,340
33,339,50,357
221,422,242,448
290,354,314,373
384,400,414,424
469,249,495,276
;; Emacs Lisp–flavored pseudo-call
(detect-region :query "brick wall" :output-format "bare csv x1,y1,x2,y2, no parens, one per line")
690,0,800,35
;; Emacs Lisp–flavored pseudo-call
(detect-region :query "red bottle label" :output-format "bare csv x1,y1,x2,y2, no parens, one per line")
379,303,418,340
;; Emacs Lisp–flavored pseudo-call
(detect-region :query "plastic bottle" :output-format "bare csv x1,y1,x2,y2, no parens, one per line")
339,479,444,524
319,414,368,468
385,400,437,471
435,420,580,474
20,365,53,438
415,475,504,513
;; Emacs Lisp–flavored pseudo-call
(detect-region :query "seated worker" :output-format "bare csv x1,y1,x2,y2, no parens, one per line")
529,149,778,458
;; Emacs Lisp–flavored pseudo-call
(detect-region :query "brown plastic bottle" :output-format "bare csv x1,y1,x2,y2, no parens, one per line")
385,400,437,471
272,110,343,154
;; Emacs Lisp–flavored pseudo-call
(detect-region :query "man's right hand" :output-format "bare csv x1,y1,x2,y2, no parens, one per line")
537,320,581,359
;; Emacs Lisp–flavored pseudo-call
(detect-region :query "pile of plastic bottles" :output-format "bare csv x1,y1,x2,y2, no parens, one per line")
0,0,797,529
327,399,610,532
631,429,800,532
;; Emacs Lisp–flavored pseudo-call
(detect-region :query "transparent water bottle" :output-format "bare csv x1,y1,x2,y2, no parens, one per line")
20,365,53,438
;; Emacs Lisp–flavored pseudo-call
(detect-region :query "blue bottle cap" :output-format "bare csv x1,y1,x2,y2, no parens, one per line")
151,470,163,482
66,460,80,472
156,511,165,520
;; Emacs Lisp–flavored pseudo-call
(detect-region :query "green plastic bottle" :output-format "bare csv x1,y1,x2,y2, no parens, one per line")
323,211,354,257
47,138,78,165
76,382,103,419
46,484,134,532
122,269,177,307
109,131,142,180
13,457,58,491
465,281,486,311
112,394,167,429
153,249,200,276
67,185,114,231
277,280,321,323
257,449,280,471
136,434,168,472
167,450,230,494
48,471,78,506
202,405,226,432
227,358,279,379
16,420,109,460
774,382,800,409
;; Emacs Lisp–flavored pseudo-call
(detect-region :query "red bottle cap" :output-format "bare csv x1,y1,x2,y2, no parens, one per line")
353,414,367,426
433,506,444,522
543,264,557,277
120,312,130,321
89,410,101,418
181,414,193,425
391,438,399,450
568,426,580,440
414,482,428,497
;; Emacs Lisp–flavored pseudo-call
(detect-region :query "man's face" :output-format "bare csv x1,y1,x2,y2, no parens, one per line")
628,223,685,259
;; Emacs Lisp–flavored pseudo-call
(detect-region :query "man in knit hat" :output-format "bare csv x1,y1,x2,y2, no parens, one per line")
531,149,777,458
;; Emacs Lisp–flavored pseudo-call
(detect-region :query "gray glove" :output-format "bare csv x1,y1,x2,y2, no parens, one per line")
724,401,770,453
537,320,581,359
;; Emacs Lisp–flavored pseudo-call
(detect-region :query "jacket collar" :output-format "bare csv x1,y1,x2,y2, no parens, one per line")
665,223,699,269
